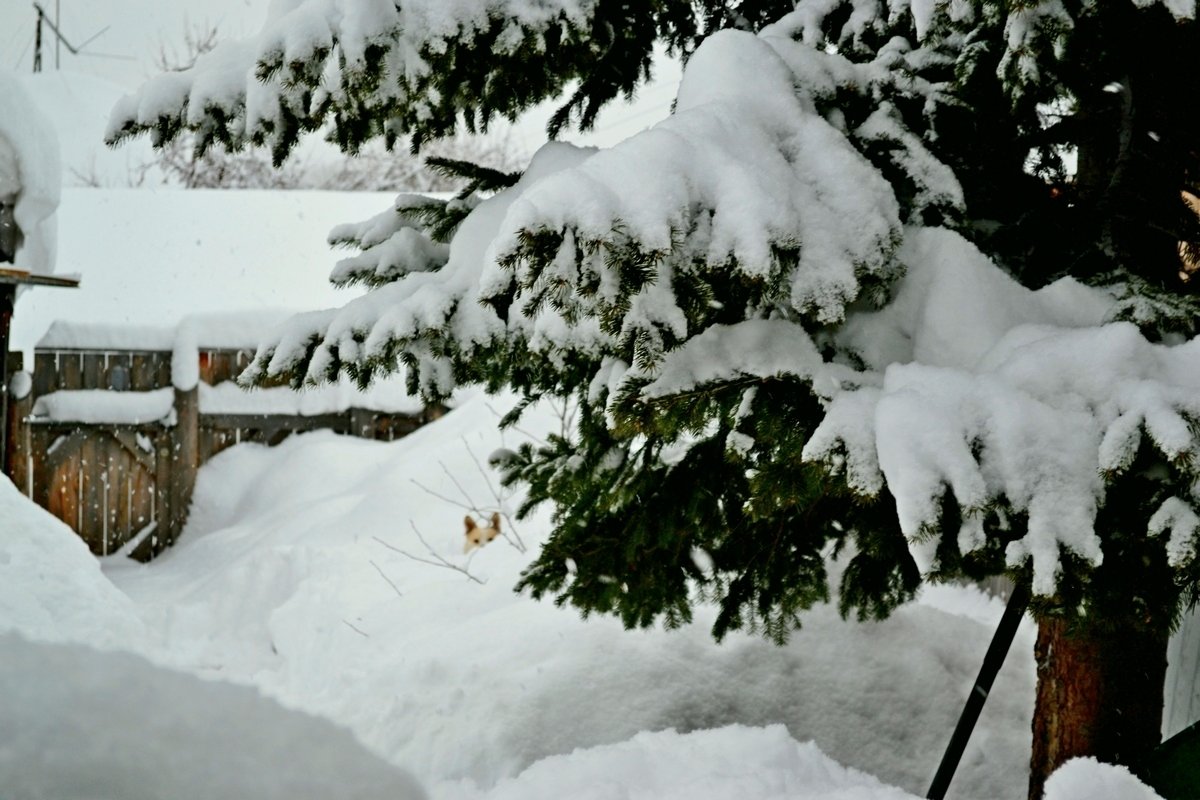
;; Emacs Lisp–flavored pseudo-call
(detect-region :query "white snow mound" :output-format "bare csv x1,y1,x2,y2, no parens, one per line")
0,633,425,800
0,475,146,650
1041,757,1164,800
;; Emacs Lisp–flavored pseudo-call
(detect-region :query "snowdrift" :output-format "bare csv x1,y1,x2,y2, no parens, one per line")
0,633,424,800
0,389,1168,799
104,392,1034,798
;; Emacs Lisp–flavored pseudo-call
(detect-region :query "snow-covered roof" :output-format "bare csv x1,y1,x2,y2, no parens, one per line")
37,311,299,352
10,187,393,356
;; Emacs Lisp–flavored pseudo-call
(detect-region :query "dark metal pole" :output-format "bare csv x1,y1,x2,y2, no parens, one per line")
0,284,15,475
33,9,43,72
927,582,1031,800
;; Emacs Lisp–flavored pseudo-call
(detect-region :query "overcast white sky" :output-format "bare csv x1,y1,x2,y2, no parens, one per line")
0,0,680,153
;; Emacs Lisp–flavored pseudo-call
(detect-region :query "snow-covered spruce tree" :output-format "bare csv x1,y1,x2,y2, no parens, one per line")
107,1,1200,795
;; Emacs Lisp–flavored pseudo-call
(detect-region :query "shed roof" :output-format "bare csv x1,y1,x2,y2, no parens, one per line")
11,187,394,356
37,311,297,352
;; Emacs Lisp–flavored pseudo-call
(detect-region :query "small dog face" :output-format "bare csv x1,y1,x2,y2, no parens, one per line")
464,512,501,553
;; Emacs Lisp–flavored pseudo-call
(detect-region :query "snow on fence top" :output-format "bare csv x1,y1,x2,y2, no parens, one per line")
34,312,425,410
31,388,176,426
199,379,423,417
28,378,424,424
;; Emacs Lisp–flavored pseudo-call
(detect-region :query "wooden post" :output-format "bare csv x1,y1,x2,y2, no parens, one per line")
350,407,376,440
153,433,172,557
423,403,447,423
6,370,32,488
0,283,14,474
166,385,199,549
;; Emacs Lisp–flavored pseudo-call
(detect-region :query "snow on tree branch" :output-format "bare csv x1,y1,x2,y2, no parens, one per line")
327,195,451,288
242,23,963,399
804,228,1200,595
104,0,679,158
140,1,1200,618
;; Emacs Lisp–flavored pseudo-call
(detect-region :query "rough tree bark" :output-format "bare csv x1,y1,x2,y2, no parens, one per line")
1027,616,1169,800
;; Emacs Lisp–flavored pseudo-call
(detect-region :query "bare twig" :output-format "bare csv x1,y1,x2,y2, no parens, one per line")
410,478,474,511
440,461,478,508
406,425,529,554
462,438,527,552
432,453,525,554
369,559,404,598
463,438,502,501
485,400,547,447
373,524,485,585
342,619,370,637
562,397,579,439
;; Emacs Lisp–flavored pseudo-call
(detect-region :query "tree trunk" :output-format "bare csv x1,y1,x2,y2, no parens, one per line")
1028,615,1168,799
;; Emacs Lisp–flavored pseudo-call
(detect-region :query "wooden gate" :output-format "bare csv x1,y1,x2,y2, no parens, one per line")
39,425,165,557
7,353,436,561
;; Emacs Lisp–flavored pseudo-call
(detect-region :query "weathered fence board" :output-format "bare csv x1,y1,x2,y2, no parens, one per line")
32,349,174,394
32,422,163,557
198,349,255,386
61,352,83,393
13,401,425,559
6,342,432,561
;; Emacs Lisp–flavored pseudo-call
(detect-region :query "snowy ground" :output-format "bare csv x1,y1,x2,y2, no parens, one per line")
0,391,1163,799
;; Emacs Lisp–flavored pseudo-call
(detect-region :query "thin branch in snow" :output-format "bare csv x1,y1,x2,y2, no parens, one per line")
548,396,579,440
440,461,478,509
373,525,486,585
409,434,527,554
462,438,526,553
410,478,475,511
342,619,370,637
369,559,404,598
464,438,502,502
485,400,547,447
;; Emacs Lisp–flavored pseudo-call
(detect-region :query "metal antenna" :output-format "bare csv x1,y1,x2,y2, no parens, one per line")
32,8,42,72
30,3,123,72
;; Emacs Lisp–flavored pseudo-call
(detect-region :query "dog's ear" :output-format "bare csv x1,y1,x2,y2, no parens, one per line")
490,512,501,532
464,516,476,532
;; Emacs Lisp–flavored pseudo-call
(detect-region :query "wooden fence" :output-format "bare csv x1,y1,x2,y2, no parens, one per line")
7,345,435,561
32,346,251,396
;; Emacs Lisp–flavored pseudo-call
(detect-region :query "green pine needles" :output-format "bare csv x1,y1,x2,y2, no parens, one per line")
126,1,1200,646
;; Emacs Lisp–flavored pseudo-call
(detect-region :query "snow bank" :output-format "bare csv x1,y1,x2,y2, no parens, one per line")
449,725,920,800
0,633,425,800
0,67,60,274
0,475,146,650
1041,757,1164,800
105,392,1035,799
